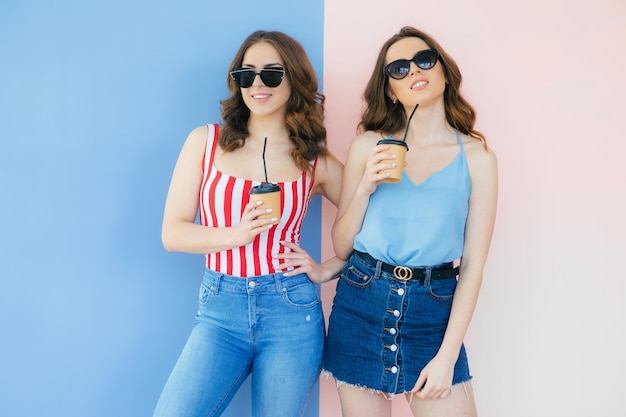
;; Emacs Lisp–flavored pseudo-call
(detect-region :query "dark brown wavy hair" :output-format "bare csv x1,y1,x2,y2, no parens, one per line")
219,30,327,172
360,26,486,145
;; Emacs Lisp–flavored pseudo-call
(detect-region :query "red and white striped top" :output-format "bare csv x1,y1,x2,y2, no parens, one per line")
199,124,317,277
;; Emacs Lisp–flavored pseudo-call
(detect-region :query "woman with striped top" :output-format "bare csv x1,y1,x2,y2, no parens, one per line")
153,30,344,417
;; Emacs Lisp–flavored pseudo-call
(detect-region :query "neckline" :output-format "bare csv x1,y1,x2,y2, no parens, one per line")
207,123,308,184
211,161,305,184
402,130,465,188
403,150,463,188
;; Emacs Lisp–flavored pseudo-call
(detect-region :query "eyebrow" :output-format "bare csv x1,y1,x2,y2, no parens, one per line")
240,62,284,69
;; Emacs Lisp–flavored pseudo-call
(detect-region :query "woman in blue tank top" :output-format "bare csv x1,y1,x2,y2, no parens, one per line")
323,26,498,417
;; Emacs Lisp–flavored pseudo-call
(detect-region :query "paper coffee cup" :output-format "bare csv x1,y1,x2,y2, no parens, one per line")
376,139,408,183
249,183,282,225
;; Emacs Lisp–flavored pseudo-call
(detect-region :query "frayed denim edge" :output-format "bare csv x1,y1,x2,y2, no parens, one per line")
407,380,473,407
322,371,473,404
321,370,396,400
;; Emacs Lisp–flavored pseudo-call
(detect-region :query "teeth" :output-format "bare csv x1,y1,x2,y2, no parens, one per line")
412,81,428,89
252,94,270,99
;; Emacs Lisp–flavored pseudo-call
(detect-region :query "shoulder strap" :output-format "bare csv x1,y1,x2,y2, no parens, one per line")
455,129,466,154
201,124,220,176
207,124,219,165
308,156,319,188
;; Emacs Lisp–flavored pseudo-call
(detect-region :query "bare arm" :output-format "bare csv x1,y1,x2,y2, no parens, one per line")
310,152,344,206
331,132,398,260
414,142,498,399
161,126,277,254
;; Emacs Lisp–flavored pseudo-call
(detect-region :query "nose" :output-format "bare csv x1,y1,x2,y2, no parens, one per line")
409,61,422,76
251,72,264,87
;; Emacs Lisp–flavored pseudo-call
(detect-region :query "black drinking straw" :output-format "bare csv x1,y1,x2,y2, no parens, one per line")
262,137,268,183
401,103,419,142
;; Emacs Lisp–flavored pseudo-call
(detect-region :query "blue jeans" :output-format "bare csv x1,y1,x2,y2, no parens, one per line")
153,269,324,417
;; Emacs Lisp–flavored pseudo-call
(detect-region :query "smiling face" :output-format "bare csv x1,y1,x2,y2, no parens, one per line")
239,41,291,120
385,37,446,108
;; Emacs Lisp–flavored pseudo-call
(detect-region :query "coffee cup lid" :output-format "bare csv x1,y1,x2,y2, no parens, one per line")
249,182,282,194
377,138,409,149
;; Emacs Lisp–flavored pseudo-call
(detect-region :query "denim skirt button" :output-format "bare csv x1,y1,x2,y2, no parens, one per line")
397,288,405,295
393,310,400,317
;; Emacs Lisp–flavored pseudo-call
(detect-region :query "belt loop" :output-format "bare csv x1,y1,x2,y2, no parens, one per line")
374,260,383,279
214,272,222,293
274,273,284,294
423,267,432,287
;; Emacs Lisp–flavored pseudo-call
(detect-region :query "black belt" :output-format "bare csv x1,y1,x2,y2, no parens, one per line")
354,251,459,281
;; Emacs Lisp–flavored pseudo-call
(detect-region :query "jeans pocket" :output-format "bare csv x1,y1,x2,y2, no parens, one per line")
340,264,373,288
281,280,319,309
427,278,457,301
198,282,215,306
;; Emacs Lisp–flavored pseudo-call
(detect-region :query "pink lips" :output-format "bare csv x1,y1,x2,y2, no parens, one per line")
410,79,429,90
250,92,272,102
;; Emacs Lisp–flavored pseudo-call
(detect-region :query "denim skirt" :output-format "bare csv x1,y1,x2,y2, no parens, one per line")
323,252,471,394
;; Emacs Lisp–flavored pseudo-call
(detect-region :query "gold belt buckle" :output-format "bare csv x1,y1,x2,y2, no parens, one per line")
393,265,413,281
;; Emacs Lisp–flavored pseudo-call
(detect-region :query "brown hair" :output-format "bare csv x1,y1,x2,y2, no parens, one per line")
359,26,486,145
219,30,327,171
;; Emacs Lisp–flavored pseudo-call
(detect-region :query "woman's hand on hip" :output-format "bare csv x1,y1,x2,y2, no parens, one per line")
274,241,327,283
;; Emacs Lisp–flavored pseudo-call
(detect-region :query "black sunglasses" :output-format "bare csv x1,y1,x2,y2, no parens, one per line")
230,67,285,88
384,49,439,80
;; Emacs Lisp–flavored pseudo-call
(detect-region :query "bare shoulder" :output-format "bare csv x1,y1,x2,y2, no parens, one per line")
315,151,344,180
174,125,211,167
349,130,382,156
185,125,210,148
352,130,381,147
317,150,342,170
313,151,344,204
462,135,498,174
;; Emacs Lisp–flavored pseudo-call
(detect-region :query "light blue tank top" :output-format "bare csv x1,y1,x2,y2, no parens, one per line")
353,131,471,267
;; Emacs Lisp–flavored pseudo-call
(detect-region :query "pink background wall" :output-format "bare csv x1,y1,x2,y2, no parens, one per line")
320,1,626,416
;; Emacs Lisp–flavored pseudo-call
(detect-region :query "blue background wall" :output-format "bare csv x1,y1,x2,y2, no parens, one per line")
0,2,324,416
